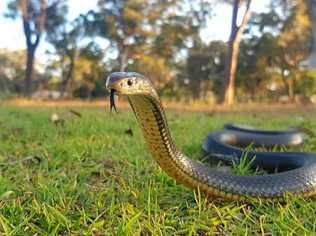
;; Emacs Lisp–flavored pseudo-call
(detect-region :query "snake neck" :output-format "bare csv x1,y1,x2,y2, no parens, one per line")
127,95,177,160
127,95,194,180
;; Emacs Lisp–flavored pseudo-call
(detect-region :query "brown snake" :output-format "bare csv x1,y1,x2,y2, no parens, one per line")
106,72,316,200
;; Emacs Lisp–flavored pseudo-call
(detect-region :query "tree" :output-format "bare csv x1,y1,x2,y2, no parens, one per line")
253,0,311,100
46,15,86,97
0,49,27,93
132,0,211,91
186,40,226,99
275,0,311,100
46,41,106,98
234,35,275,101
91,0,211,76
6,0,66,96
235,0,312,101
90,0,154,72
222,0,254,105
306,0,316,69
70,43,106,98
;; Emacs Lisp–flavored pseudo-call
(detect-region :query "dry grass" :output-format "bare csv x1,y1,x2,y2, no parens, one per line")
3,98,316,114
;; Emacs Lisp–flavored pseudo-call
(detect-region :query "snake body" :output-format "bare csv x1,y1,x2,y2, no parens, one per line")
106,72,316,200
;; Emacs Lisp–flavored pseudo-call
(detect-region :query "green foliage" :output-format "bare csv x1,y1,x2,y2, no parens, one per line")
91,0,212,72
1,107,316,234
5,0,68,95
2,0,315,101
93,0,155,71
0,49,27,93
132,55,175,91
233,0,313,101
186,40,227,99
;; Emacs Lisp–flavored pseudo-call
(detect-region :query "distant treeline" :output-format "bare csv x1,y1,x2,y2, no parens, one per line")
1,0,316,104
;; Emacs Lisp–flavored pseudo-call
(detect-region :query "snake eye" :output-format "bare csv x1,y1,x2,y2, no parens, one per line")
127,79,133,86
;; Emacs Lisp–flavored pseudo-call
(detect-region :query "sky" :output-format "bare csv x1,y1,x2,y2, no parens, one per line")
0,0,270,58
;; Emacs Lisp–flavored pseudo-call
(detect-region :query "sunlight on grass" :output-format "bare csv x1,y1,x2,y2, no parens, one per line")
1,107,316,234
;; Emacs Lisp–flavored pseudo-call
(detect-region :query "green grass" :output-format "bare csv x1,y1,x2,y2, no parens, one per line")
1,106,316,235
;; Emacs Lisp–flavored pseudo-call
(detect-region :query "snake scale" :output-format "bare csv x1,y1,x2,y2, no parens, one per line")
106,72,316,200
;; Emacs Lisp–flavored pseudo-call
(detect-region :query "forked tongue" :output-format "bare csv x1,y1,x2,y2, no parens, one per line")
110,89,118,113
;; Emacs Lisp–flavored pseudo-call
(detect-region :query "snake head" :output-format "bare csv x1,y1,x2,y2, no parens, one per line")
105,72,156,96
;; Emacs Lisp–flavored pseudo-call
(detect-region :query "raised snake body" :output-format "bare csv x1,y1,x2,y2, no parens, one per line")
106,72,316,200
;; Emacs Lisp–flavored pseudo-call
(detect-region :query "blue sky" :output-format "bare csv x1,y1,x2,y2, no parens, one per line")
0,0,269,57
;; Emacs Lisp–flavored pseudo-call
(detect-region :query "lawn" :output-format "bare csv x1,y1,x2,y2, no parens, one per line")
1,105,316,235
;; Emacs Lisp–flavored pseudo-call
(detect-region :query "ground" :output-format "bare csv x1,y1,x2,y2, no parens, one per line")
1,103,316,235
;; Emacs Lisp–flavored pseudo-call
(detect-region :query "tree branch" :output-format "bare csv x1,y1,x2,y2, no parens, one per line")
20,0,32,47
32,0,47,48
236,0,253,35
19,0,28,20
38,0,47,33
23,18,32,47
229,0,240,41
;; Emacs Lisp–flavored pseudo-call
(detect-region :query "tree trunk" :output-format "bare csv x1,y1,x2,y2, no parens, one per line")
288,77,294,100
280,69,295,101
21,0,47,96
222,0,253,105
24,46,36,96
223,40,240,105
60,61,74,98
191,79,201,100
307,0,316,69
60,50,76,98
119,51,128,72
280,68,289,95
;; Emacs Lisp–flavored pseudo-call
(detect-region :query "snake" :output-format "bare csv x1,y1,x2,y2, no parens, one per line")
106,71,316,200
